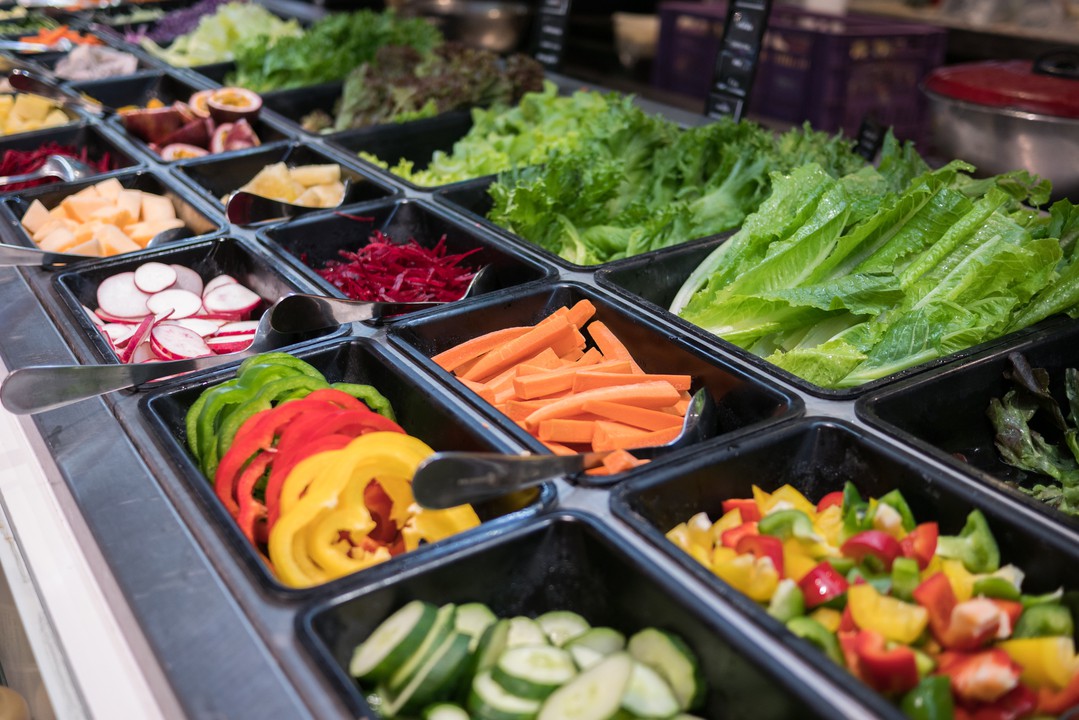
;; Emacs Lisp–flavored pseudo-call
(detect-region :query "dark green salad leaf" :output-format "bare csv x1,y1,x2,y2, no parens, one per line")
988,353,1079,516
228,10,442,92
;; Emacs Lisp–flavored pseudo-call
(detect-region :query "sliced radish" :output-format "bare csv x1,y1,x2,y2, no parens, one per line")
206,334,254,354
170,264,204,296
83,304,105,327
202,274,238,297
95,308,144,324
119,315,155,363
97,272,151,319
160,317,224,337
216,320,260,336
130,341,158,363
146,288,203,319
134,262,177,293
150,324,212,359
202,283,261,315
192,311,244,322
101,323,137,347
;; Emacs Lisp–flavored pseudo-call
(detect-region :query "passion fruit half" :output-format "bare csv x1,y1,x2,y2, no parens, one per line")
206,87,262,124
188,89,215,119
160,143,209,161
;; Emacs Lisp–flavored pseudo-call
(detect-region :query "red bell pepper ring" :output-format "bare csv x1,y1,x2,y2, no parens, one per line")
721,521,759,549
816,491,844,512
852,629,920,696
939,649,1022,705
264,433,354,529
900,522,939,570
364,479,398,546
798,562,849,609
1037,667,1079,715
722,498,761,523
914,572,957,644
965,683,1037,720
234,452,275,544
735,534,785,577
842,530,903,572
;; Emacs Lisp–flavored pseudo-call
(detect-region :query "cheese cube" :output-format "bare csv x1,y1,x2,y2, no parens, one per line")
66,237,102,257
61,195,112,224
94,178,124,200
94,224,140,256
140,194,177,223
37,227,78,253
20,199,50,235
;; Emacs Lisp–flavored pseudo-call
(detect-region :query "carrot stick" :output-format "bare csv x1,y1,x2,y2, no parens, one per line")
592,421,650,452
538,419,595,444
597,425,681,451
573,372,693,394
432,326,531,372
550,328,586,357
587,321,635,362
503,399,551,420
559,347,585,363
543,441,577,456
459,378,495,403
463,315,576,382
523,381,682,429
573,348,604,366
582,400,684,431
601,449,646,474
513,360,632,400
565,299,597,328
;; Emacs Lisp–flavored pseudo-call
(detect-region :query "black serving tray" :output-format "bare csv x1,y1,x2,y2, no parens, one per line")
173,140,397,216
141,335,554,599
859,321,1079,529
259,81,342,136
51,234,328,364
256,197,554,305
389,281,801,465
611,417,1079,718
0,167,221,249
300,511,847,720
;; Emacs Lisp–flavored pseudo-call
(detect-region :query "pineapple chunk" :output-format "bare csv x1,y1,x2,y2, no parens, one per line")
43,108,69,127
12,93,54,123
288,164,340,187
0,95,13,121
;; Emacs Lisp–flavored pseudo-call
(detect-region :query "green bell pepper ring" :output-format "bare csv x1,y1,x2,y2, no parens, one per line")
195,384,256,477
330,382,395,421
899,676,954,720
786,617,843,665
1013,604,1074,638
237,352,325,380
936,509,1000,574
215,375,331,464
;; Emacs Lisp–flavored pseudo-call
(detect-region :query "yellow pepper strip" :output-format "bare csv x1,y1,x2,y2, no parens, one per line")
942,558,975,602
711,508,743,540
783,539,819,582
307,504,378,577
270,433,435,588
810,607,843,633
712,550,780,603
998,637,1078,690
847,583,928,645
402,504,481,552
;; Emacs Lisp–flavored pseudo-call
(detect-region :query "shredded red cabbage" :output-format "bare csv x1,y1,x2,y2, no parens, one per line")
125,0,240,44
311,230,481,303
0,143,113,192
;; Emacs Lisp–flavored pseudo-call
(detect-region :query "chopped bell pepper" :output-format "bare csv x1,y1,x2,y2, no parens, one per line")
1013,604,1074,639
815,504,845,548
768,578,805,622
847,583,929,645
939,649,1022,705
783,538,819,582
892,556,922,602
685,511,713,548
878,489,917,532
841,482,874,541
971,576,1021,602
962,683,1037,720
1037,666,1079,715
787,616,843,665
722,498,761,523
998,636,1078,690
712,549,780,602
816,491,844,512
754,484,816,517
852,629,921,696
915,572,959,645
936,510,1000,575
810,607,842,633
842,530,903,573
721,521,759,549
799,561,848,610
900,675,954,720
942,559,976,603
901,522,939,570
735,534,785,578
759,509,820,544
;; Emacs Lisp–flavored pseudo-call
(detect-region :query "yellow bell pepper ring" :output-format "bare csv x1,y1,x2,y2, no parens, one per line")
847,583,929,645
998,636,1078,690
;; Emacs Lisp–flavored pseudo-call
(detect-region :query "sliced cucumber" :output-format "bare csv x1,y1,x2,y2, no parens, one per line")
537,651,633,720
569,645,605,671
422,702,471,720
627,628,704,712
621,661,680,719
506,616,548,648
349,600,437,683
383,632,472,717
672,715,706,719
565,627,626,656
468,671,541,720
536,610,591,646
456,603,498,650
491,645,577,700
387,603,457,694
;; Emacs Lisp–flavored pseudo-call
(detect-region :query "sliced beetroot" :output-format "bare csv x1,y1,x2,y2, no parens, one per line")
150,324,211,359
134,262,178,293
160,317,224,337
206,333,254,354
202,283,260,315
215,320,260,336
169,264,204,296
97,272,151,318
202,274,238,296
101,322,137,347
120,315,156,363
146,288,203,319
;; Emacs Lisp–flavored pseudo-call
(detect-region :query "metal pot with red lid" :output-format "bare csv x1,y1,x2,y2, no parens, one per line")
920,51,1079,201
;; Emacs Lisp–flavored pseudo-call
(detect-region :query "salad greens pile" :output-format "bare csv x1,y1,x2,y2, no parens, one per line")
366,83,626,187
988,353,1079,516
140,2,302,67
228,10,442,93
306,43,543,132
488,113,864,265
669,138,1079,389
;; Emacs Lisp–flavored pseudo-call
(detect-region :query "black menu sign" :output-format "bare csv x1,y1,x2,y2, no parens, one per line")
533,0,572,71
706,0,772,122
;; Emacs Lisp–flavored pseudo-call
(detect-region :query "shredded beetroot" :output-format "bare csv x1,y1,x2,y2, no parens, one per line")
311,230,481,303
0,143,114,192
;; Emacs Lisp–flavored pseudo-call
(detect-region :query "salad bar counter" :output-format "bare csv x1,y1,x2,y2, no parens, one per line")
1,2,1078,719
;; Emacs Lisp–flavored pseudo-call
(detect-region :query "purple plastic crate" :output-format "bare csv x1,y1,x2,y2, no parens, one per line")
653,2,947,145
